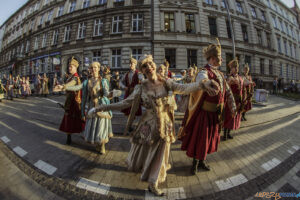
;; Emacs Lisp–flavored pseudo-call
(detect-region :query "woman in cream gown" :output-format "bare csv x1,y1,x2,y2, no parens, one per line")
90,55,219,196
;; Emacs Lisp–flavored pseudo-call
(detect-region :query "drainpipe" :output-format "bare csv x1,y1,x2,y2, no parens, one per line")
225,0,236,58
151,0,154,55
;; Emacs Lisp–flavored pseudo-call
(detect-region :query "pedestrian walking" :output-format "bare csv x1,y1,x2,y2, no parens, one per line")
241,64,255,121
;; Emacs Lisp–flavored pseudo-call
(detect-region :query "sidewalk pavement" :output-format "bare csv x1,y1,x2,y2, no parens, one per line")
0,145,63,200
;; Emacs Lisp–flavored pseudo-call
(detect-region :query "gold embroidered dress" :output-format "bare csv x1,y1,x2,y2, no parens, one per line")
99,78,204,184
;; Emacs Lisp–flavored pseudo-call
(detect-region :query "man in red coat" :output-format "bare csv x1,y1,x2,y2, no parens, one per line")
179,39,236,175
58,57,85,145
223,58,246,140
120,57,143,116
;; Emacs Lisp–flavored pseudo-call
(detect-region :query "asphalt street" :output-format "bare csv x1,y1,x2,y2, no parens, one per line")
0,95,299,200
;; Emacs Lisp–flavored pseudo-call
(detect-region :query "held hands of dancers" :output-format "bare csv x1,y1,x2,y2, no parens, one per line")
202,79,220,96
53,84,65,92
87,108,96,118
87,105,105,118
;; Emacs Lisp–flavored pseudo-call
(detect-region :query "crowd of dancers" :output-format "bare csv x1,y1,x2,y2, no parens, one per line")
0,73,52,101
0,38,255,196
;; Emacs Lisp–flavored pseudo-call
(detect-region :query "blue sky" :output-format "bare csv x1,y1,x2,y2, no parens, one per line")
0,0,300,27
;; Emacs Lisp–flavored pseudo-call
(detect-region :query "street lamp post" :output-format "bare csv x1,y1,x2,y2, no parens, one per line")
225,0,236,58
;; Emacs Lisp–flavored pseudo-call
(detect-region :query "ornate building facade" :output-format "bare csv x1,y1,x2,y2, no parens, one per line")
0,0,299,88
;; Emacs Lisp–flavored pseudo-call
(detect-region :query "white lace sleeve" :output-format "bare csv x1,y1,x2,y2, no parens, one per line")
167,79,204,95
196,70,208,83
119,74,127,90
138,73,144,82
65,83,83,91
98,85,141,111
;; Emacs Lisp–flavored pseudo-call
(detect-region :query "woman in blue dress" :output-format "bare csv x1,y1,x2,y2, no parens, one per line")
65,62,113,154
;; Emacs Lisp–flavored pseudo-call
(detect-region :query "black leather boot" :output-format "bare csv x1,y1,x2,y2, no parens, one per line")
242,113,247,121
223,129,228,141
227,130,233,139
199,160,211,171
191,158,199,175
66,134,72,145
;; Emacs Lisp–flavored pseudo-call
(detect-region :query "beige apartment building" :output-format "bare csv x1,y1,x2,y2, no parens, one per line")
0,0,299,89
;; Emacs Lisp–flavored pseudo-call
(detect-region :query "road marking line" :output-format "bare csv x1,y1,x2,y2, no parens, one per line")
145,187,186,200
292,145,299,151
215,173,248,191
44,98,59,104
0,136,10,143
34,160,57,175
229,174,248,186
76,177,110,195
261,158,281,171
215,179,234,191
287,149,295,154
13,146,27,157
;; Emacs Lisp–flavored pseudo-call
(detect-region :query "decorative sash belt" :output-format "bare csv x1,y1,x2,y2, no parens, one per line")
202,101,224,124
202,101,224,113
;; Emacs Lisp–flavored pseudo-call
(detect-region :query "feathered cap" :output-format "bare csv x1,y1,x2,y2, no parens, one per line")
137,54,153,71
90,61,101,69
203,38,222,60
228,57,239,69
130,56,137,65
70,56,79,68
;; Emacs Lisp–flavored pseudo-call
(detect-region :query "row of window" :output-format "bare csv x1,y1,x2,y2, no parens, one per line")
271,15,299,40
208,17,250,43
256,29,272,48
3,13,144,52
5,11,143,46
250,5,267,22
279,63,298,80
259,58,298,80
206,0,267,23
3,15,293,63
8,0,111,28
259,59,274,75
276,37,298,59
206,0,243,14
266,0,298,25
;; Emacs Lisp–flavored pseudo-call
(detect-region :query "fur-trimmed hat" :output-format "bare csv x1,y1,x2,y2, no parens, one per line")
90,61,101,69
137,54,153,71
228,57,239,69
130,57,137,65
203,38,222,60
70,57,79,68
158,64,166,71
